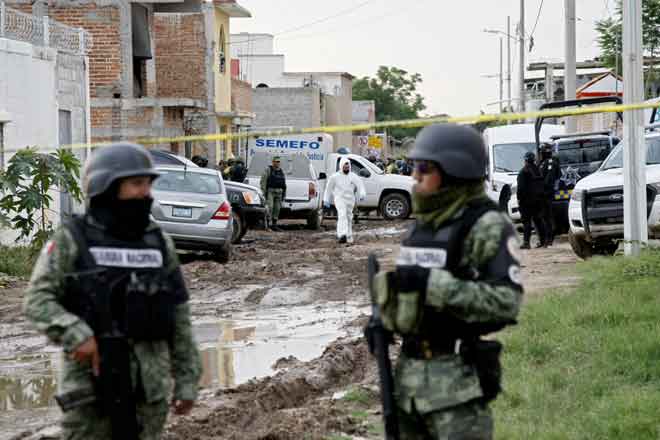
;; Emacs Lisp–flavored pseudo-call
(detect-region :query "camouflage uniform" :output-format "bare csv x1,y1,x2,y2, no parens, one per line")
24,218,202,440
391,208,522,439
260,165,286,226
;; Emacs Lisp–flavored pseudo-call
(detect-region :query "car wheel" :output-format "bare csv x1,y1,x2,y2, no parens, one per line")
213,244,231,264
380,193,410,220
231,211,243,244
499,186,511,213
568,230,592,259
306,208,323,230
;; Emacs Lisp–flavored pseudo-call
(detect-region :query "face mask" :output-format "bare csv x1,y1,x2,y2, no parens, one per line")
91,195,153,240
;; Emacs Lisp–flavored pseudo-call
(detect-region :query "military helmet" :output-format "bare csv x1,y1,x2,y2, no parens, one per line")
409,124,486,180
524,151,536,163
83,143,159,198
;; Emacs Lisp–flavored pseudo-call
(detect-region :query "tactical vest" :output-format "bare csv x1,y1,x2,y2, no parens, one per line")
267,166,286,190
61,216,176,341
396,199,507,352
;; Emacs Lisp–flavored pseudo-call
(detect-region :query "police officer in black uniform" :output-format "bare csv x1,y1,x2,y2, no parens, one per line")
538,142,561,246
517,151,547,249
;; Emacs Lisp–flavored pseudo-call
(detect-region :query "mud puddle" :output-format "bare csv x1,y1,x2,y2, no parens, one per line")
0,301,367,415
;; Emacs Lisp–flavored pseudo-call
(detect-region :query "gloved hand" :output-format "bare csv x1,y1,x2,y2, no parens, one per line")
395,266,431,294
372,270,426,335
323,202,331,209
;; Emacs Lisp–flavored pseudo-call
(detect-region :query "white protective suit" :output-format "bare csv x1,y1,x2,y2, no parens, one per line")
323,156,367,242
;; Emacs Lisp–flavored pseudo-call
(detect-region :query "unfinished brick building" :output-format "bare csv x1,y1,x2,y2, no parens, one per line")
7,0,250,164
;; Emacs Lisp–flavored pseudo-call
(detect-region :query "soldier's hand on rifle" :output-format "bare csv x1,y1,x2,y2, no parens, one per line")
69,336,100,377
172,399,194,415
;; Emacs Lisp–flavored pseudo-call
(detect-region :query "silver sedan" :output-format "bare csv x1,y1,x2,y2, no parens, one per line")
151,166,232,263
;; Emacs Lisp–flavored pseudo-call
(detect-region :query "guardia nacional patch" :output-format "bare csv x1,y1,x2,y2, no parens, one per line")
90,247,163,268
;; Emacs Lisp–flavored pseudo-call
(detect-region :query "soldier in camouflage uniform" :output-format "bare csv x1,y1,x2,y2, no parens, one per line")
371,124,523,439
24,143,202,440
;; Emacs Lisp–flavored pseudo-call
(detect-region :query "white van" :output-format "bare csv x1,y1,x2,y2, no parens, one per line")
483,123,565,219
248,133,414,219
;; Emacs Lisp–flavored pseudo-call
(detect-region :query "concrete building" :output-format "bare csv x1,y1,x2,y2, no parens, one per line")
230,32,354,149
0,1,92,242
7,0,250,166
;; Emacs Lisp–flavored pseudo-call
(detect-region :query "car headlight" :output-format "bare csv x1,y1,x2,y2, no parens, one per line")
242,191,261,205
571,190,583,202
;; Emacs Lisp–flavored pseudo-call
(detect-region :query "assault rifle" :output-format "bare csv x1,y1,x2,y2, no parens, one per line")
366,254,399,440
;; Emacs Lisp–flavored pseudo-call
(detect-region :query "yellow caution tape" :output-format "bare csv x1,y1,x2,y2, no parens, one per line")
5,101,659,154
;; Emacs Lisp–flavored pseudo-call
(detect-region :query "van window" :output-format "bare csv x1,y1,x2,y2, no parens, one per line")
492,143,537,173
249,153,315,179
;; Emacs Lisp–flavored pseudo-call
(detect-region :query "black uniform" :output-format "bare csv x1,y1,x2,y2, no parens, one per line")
539,156,561,245
517,160,546,248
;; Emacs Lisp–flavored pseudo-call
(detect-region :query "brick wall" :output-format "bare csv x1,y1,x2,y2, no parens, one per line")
231,78,251,113
154,13,206,101
48,5,122,98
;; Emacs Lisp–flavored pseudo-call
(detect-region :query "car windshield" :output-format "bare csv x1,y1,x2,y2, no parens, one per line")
154,170,223,194
601,137,660,170
556,138,612,166
492,143,537,173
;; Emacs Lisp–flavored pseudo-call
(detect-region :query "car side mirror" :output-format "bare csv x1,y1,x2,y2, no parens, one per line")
359,169,371,178
319,172,327,180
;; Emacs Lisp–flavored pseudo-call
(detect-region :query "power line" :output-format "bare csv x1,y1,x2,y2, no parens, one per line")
528,0,544,51
278,1,429,42
228,0,379,47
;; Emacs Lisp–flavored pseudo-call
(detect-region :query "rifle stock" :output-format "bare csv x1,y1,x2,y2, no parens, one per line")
368,253,399,440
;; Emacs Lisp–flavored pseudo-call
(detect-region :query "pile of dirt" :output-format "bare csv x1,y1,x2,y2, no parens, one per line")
164,338,373,440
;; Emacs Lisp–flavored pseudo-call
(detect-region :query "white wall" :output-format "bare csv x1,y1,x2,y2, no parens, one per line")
0,38,89,245
0,39,58,160
235,54,285,86
230,33,274,58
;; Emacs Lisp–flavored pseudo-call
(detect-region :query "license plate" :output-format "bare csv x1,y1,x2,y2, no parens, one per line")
172,207,193,218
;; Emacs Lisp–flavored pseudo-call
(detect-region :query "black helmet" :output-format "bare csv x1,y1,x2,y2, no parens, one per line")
83,143,159,198
540,142,554,157
524,151,536,163
409,124,486,180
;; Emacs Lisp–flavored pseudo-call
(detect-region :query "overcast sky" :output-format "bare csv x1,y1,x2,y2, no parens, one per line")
232,0,615,117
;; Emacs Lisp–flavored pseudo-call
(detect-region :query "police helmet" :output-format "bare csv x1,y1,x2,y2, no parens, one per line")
409,124,486,180
83,143,159,199
524,151,536,163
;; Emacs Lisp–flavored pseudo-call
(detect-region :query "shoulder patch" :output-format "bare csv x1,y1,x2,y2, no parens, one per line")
46,240,56,255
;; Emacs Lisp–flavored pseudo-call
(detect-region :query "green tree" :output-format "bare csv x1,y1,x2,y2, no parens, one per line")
352,66,426,140
596,0,660,93
0,148,82,252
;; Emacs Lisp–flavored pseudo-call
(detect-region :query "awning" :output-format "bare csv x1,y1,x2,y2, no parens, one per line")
132,4,152,60
576,71,623,98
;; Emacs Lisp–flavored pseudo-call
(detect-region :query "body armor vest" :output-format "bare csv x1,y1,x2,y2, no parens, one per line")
61,216,176,341
396,199,506,348
267,167,286,190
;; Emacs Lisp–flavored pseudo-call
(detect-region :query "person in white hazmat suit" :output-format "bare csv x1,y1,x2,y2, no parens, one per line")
323,156,367,244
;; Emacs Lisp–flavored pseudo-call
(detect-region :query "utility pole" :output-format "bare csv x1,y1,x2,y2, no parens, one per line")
507,16,512,111
519,0,525,112
565,0,577,132
499,37,504,113
622,0,648,256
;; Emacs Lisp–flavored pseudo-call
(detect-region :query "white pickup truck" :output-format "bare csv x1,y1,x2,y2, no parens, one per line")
248,133,414,219
567,130,660,258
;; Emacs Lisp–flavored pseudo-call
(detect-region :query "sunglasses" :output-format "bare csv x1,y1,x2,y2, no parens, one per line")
414,161,437,175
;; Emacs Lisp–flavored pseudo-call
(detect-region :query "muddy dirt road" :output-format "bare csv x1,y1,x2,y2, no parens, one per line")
0,219,578,439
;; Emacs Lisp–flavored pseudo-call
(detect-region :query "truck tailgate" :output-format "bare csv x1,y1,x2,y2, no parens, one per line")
245,176,310,202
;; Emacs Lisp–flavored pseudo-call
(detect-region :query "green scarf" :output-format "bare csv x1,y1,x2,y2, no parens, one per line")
413,181,486,230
